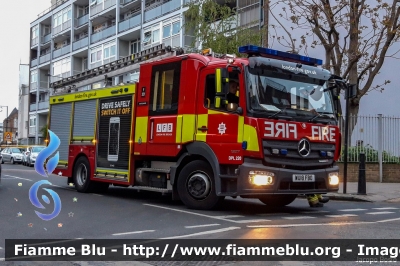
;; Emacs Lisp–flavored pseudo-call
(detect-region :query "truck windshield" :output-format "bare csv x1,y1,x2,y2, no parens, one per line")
245,59,335,120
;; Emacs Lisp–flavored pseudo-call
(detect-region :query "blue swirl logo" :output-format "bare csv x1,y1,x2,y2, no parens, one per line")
29,180,62,221
30,130,62,221
35,130,60,177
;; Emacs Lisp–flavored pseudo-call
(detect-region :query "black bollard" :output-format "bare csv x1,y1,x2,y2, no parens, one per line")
358,152,366,195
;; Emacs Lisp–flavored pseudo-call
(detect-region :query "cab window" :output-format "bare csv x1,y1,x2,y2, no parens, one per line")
149,61,181,116
204,72,239,111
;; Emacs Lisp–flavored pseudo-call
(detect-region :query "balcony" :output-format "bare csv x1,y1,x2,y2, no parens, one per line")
75,14,89,28
30,81,49,92
120,0,138,5
41,34,51,44
30,101,50,112
91,0,116,17
30,83,38,92
53,44,71,59
31,58,38,67
144,0,180,22
118,13,141,33
31,37,38,47
91,25,116,44
39,52,51,64
53,20,71,36
73,36,89,51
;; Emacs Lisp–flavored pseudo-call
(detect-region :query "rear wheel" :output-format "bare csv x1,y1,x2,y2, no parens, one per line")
177,160,223,210
73,156,109,193
258,194,297,207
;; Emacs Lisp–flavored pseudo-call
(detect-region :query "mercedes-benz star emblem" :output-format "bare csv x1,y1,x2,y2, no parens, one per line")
298,138,311,157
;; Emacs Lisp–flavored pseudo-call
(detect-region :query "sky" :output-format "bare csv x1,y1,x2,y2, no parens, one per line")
0,1,50,122
0,1,399,124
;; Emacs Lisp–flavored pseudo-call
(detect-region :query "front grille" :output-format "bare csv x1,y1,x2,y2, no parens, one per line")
263,140,335,170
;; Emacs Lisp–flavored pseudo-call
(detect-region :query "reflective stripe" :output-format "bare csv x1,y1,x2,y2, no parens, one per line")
176,115,183,143
237,116,244,143
243,124,260,152
135,117,148,143
182,114,196,143
306,194,319,204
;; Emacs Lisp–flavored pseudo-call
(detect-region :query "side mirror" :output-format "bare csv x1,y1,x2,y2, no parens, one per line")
236,106,243,115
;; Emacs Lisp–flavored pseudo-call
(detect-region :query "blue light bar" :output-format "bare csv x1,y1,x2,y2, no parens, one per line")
280,149,288,155
320,151,327,157
239,45,323,66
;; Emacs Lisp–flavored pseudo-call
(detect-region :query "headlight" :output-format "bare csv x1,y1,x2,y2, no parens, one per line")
329,172,339,185
249,171,274,186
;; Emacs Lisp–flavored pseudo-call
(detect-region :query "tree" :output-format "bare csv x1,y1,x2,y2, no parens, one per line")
270,0,400,138
184,0,267,55
40,124,48,139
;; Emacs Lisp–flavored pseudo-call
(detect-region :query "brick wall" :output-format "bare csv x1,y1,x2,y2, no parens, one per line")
337,163,400,182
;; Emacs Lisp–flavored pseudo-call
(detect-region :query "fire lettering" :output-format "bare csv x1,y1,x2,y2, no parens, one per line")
264,122,297,139
311,126,336,141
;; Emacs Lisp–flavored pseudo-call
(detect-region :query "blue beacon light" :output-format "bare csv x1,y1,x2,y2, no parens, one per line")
238,45,323,66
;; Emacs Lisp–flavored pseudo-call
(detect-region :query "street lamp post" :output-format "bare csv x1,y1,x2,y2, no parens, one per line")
0,106,9,144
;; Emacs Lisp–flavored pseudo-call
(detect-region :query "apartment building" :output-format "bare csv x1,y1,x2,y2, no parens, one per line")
28,0,263,144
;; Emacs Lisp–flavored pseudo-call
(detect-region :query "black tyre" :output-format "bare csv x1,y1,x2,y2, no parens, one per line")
258,194,297,207
177,160,223,210
0,158,3,164
11,158,15,164
73,156,97,193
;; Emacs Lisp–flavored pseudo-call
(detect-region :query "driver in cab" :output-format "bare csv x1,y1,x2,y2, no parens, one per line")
227,80,239,111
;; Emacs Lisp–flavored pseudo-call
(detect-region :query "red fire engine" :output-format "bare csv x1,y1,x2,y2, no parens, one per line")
48,44,342,210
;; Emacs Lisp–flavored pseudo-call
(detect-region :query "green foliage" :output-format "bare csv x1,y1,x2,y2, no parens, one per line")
40,124,48,138
341,145,400,164
184,0,266,55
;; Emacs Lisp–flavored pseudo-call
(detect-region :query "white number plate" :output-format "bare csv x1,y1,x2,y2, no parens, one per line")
293,174,315,182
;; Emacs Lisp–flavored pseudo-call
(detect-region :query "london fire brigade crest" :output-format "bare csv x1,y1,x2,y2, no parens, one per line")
218,123,227,135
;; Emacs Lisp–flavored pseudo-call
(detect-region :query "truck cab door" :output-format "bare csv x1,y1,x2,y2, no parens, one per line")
196,67,244,165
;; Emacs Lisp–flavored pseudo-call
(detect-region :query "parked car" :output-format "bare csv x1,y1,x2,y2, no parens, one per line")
0,147,24,164
0,153,2,183
22,147,32,166
26,146,46,167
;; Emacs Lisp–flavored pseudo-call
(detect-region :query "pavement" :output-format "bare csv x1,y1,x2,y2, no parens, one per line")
325,182,400,203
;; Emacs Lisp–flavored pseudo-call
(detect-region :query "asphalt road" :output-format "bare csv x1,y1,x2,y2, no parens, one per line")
1,163,400,266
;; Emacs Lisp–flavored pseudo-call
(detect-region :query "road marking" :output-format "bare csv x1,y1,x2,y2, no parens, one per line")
282,216,315,220
366,211,395,215
0,258,4,261
0,247,3,249
300,210,330,214
234,219,271,223
185,224,220,228
112,230,155,236
325,214,358,218
213,215,244,218
4,175,32,181
91,194,104,196
144,204,247,223
161,227,241,239
248,216,400,228
373,207,399,210
247,221,375,228
338,208,367,212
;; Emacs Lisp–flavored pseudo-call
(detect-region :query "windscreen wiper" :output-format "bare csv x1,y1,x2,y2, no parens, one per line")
309,112,334,122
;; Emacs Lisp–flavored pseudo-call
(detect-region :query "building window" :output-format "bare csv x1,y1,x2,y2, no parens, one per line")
143,24,161,47
149,61,181,116
29,117,36,127
52,58,71,78
130,39,141,54
31,25,38,40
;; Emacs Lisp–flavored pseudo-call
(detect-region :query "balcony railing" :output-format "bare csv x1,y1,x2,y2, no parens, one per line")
31,58,38,67
144,0,180,22
37,0,68,18
53,20,71,36
39,81,49,90
91,25,116,44
53,44,71,59
91,0,116,16
30,83,38,92
41,34,51,44
39,52,51,64
29,101,50,112
73,36,89,51
118,13,141,33
120,0,137,5
75,14,89,28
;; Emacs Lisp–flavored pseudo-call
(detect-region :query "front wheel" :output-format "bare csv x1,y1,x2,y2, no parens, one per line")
177,160,223,210
11,158,15,164
258,194,297,207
